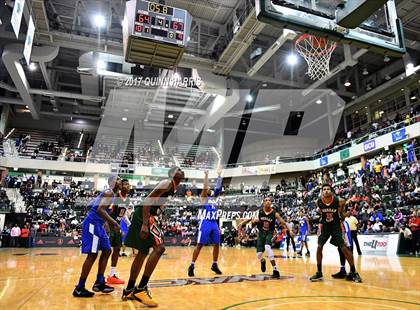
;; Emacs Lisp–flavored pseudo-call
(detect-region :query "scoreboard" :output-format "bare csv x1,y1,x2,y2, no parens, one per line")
133,1,191,46
123,0,192,67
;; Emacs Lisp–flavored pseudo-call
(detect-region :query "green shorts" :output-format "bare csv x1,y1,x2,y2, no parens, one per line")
318,223,345,248
124,208,163,255
109,229,122,248
256,230,274,253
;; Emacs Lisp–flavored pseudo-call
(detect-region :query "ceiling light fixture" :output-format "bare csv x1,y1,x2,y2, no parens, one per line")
93,14,106,28
28,62,37,71
287,53,298,66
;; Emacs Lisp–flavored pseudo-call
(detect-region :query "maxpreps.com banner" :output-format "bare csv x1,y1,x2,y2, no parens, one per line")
197,205,260,221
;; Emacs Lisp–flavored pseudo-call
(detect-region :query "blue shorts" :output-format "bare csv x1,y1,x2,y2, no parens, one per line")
197,221,220,245
81,220,111,254
300,232,308,242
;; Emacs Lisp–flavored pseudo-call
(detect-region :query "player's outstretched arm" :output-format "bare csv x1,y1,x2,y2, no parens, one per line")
275,213,287,228
237,218,258,230
214,164,223,196
200,170,209,204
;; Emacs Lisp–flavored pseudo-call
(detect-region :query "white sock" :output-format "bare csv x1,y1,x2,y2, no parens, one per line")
213,261,217,265
190,261,195,266
273,265,278,271
109,266,116,277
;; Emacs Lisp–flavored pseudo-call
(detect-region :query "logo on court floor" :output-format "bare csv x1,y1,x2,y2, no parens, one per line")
149,274,293,288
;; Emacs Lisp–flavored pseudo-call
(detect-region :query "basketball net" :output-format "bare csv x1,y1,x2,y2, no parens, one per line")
295,34,337,80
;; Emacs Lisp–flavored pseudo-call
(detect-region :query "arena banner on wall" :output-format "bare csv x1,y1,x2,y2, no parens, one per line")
340,149,350,160
0,214,5,231
35,236,80,248
242,167,257,176
302,233,399,257
391,128,407,143
257,165,275,175
11,0,25,38
23,15,35,65
319,156,328,166
151,167,169,177
196,205,260,221
357,233,399,256
363,139,376,152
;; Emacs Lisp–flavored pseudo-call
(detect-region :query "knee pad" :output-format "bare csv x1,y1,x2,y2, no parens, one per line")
257,252,263,261
265,244,274,260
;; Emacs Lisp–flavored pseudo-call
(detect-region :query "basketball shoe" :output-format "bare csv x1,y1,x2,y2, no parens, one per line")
73,286,94,298
92,282,114,293
188,264,195,277
309,272,323,282
331,270,347,279
107,275,125,285
132,286,158,307
211,263,222,275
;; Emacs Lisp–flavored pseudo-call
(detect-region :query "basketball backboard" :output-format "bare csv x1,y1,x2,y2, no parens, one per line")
255,0,406,57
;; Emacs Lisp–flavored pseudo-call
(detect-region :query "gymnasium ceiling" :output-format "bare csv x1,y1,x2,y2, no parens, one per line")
0,0,419,136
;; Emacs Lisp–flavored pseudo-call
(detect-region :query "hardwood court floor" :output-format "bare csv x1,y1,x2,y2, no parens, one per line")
0,246,419,310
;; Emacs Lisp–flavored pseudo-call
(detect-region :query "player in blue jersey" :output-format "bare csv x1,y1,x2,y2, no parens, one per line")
188,166,223,277
297,210,311,257
331,211,354,279
73,175,121,298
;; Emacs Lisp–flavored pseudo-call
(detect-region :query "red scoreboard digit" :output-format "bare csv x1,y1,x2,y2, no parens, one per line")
137,13,151,24
134,25,143,33
171,21,184,31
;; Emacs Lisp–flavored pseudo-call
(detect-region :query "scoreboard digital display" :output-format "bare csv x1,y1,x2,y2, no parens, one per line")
123,0,192,67
130,0,191,47
147,2,173,16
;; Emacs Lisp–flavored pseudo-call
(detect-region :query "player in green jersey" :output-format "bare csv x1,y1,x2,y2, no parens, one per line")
310,184,362,283
238,196,287,278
